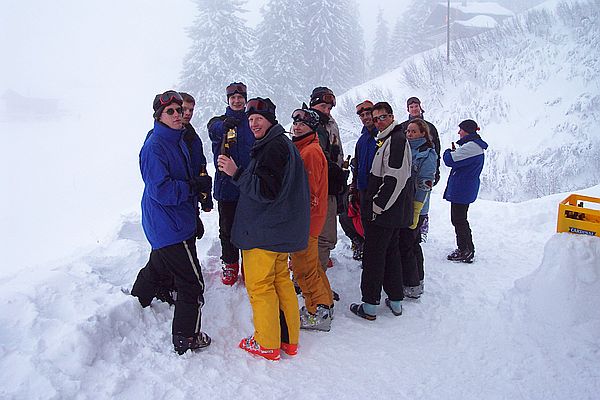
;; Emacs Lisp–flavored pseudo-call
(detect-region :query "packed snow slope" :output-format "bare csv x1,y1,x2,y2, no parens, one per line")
1,184,599,400
336,0,600,202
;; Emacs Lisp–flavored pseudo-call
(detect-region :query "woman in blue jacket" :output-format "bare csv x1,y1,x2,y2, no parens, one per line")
443,119,488,263
399,119,437,299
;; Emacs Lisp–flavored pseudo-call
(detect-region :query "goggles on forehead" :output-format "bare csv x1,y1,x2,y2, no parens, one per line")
356,107,373,116
159,91,183,106
226,82,247,96
312,92,336,107
291,109,309,122
246,98,275,114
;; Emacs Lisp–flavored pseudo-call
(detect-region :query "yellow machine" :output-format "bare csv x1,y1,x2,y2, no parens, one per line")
556,194,600,237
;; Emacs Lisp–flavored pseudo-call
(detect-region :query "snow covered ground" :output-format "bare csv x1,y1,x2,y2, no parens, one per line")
1,183,599,399
1,0,599,398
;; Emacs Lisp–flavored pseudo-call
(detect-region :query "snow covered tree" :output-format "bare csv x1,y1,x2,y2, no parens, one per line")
180,0,264,132
301,0,366,95
370,8,392,78
253,0,308,119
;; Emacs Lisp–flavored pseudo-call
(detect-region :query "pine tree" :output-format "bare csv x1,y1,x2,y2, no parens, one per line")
180,0,263,131
370,8,391,78
302,0,366,95
253,0,308,119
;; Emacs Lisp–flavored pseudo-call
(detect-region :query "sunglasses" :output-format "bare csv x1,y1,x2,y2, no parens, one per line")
246,98,274,114
165,107,183,116
159,91,183,106
313,93,336,107
226,82,247,96
373,114,391,121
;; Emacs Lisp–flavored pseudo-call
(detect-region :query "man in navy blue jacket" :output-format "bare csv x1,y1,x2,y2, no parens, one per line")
131,90,212,355
207,82,254,286
443,119,488,263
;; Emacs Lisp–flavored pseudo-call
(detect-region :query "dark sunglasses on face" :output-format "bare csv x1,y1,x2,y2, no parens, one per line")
159,91,183,106
165,107,183,116
226,83,247,96
373,114,391,121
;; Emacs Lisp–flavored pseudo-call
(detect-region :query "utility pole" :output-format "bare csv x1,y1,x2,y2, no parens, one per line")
447,0,451,63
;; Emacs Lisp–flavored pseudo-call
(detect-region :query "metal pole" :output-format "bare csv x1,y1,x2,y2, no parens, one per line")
447,0,450,63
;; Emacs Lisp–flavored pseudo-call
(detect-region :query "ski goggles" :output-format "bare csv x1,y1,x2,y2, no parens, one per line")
165,107,183,116
407,97,421,106
311,92,336,107
226,82,247,96
158,91,183,106
246,98,275,114
291,109,310,123
356,101,373,116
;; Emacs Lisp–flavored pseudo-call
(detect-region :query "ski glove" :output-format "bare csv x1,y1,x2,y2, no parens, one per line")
409,201,425,230
195,208,205,239
223,117,240,130
190,175,212,199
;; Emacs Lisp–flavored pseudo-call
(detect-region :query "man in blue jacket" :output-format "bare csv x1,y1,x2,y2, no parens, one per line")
207,82,254,286
131,90,212,355
443,119,488,263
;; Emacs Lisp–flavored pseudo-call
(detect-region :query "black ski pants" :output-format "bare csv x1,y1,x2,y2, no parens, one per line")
399,215,426,287
131,238,205,337
360,222,404,304
218,200,240,264
451,203,474,251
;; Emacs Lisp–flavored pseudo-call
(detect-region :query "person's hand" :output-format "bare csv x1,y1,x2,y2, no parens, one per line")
217,155,238,176
223,117,240,130
190,175,212,197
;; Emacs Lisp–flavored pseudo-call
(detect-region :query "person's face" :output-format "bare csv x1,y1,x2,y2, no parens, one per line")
407,103,422,118
358,109,374,129
292,121,312,137
228,94,246,111
312,102,333,116
159,103,183,130
406,122,425,140
248,114,272,139
458,128,469,138
372,109,394,131
182,101,194,124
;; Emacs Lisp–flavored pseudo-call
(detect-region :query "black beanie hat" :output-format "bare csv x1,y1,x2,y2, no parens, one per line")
246,97,278,125
153,90,183,120
459,119,480,134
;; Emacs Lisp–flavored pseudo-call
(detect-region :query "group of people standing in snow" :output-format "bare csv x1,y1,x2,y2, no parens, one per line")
130,83,488,359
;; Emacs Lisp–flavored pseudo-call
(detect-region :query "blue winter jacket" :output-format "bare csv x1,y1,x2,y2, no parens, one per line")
231,124,310,253
443,133,488,204
208,107,254,202
140,121,196,249
409,137,437,215
355,125,378,191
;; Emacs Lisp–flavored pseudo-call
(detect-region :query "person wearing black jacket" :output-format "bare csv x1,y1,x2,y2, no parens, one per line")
350,102,413,321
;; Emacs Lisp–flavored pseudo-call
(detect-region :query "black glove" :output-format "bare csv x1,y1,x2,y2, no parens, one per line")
195,209,205,239
190,175,212,197
200,192,214,212
223,117,240,130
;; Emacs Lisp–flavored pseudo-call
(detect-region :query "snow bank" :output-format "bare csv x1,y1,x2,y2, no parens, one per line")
510,234,600,332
